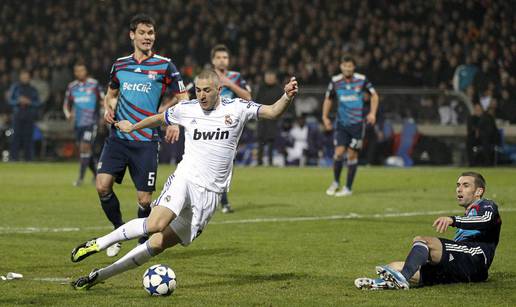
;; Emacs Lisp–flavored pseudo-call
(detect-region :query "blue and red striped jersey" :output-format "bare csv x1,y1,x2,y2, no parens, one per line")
64,78,102,128
220,70,249,99
109,53,185,141
325,73,375,127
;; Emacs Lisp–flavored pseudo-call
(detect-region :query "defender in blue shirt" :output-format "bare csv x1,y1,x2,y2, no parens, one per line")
97,14,188,256
64,63,103,186
211,44,252,214
322,55,379,197
355,172,502,290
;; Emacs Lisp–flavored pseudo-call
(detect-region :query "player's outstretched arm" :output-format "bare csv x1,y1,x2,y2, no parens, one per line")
259,77,298,120
115,113,166,133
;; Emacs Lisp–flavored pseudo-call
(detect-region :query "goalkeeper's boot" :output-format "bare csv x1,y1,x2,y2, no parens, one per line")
71,239,100,263
71,269,100,290
375,265,410,290
354,277,395,290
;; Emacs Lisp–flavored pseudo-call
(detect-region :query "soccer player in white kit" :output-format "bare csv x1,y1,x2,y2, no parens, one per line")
70,69,299,290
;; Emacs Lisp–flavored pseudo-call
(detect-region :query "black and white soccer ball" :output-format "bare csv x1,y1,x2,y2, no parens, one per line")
142,264,177,296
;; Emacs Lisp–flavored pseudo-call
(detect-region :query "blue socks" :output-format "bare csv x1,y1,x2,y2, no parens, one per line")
100,192,124,229
137,204,152,244
221,191,229,205
333,159,344,184
346,159,358,190
401,240,429,280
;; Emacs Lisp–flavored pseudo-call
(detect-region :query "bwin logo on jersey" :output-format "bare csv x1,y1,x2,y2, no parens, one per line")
122,82,152,93
193,128,229,140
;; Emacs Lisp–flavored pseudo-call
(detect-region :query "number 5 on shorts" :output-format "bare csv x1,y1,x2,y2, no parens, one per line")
148,172,156,186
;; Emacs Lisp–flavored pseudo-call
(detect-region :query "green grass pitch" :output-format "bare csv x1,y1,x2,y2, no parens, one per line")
0,163,515,306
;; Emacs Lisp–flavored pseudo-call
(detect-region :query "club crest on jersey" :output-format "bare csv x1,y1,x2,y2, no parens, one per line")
148,71,157,80
224,115,233,125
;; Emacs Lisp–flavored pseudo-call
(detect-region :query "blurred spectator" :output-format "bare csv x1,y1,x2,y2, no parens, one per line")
254,70,284,166
31,68,50,108
477,106,501,165
497,89,516,124
8,70,40,161
286,115,309,166
468,103,500,166
466,103,483,166
479,88,494,111
453,56,478,92
438,97,458,125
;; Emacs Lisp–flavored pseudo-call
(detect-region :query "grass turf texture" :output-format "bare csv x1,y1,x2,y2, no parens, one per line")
0,163,515,306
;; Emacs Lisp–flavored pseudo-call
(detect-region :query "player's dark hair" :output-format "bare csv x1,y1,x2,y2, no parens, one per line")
461,171,486,189
341,55,356,65
74,61,87,69
130,14,156,32
211,44,230,59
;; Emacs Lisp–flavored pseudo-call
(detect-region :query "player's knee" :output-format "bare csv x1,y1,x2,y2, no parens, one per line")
96,184,112,198
347,151,358,161
412,236,427,244
148,234,166,254
137,196,152,208
146,218,170,234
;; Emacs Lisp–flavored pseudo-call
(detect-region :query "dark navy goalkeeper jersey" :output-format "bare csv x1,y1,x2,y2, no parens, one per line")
325,73,375,127
109,53,186,141
452,199,502,264
452,199,501,245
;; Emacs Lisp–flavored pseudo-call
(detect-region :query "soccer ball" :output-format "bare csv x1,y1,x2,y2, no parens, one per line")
142,264,177,296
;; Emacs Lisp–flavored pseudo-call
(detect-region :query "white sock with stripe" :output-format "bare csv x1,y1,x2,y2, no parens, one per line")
96,218,148,250
96,241,157,282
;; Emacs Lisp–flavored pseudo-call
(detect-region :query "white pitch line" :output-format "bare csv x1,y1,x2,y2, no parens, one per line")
0,208,514,234
32,277,70,283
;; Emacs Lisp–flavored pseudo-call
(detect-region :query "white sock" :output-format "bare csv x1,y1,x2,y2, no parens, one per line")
96,218,148,250
96,241,156,282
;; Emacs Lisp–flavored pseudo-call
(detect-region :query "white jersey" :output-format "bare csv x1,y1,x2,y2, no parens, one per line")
164,97,261,192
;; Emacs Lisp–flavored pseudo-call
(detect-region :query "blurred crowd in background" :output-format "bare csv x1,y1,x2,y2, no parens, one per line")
0,0,515,165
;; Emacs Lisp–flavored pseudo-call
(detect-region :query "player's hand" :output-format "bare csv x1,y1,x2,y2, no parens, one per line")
284,77,298,99
366,112,376,125
104,108,116,124
165,125,180,143
432,216,453,233
219,75,233,88
115,120,133,133
322,117,333,131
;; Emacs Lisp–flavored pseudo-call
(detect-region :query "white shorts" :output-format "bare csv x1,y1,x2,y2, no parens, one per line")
153,173,220,246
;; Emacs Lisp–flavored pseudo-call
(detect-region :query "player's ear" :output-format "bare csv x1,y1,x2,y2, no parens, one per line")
474,188,484,197
129,31,135,40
